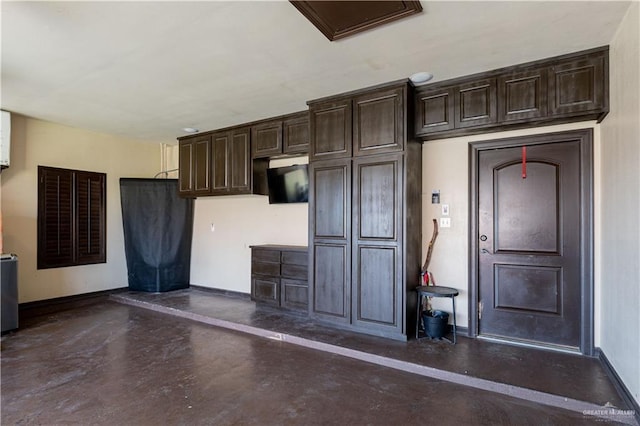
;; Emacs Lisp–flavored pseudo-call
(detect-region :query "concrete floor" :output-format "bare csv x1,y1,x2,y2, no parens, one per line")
1,290,636,425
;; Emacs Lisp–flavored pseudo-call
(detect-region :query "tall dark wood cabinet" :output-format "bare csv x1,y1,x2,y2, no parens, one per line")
308,80,422,340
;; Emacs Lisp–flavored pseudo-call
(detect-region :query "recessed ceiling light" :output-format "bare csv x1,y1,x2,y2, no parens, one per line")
409,72,434,86
182,127,199,133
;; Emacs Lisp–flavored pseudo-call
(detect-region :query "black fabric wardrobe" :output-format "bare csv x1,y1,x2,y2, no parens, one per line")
120,179,193,292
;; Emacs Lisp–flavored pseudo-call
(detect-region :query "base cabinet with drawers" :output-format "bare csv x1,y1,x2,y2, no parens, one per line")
250,245,308,312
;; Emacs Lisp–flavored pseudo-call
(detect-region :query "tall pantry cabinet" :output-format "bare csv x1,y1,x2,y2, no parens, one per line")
308,80,422,340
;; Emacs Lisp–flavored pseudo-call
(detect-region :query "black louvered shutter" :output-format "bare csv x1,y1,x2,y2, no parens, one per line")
38,166,106,269
38,167,75,268
76,171,106,264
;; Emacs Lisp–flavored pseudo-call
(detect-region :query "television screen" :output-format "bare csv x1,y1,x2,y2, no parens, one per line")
267,164,309,204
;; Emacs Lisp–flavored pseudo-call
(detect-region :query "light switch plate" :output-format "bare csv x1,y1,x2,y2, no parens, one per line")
442,204,449,216
440,217,451,228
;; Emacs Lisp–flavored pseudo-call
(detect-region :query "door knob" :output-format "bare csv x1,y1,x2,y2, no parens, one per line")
480,235,488,241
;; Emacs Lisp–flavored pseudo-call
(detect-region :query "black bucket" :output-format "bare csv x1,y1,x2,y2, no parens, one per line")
422,310,449,339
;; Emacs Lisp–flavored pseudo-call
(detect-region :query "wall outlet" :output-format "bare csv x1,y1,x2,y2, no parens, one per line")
440,217,451,228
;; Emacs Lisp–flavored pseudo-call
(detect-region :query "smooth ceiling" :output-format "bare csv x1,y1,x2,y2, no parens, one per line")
1,1,631,143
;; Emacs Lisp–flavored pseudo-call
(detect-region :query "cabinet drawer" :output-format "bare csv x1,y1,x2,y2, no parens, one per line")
281,250,308,266
281,278,308,311
252,276,279,305
251,261,280,276
281,264,307,280
252,248,281,263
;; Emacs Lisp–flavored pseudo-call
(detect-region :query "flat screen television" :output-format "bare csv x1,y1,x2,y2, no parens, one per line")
266,164,309,204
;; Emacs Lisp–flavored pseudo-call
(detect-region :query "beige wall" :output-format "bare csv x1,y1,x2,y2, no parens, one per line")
189,156,308,292
0,115,162,302
600,2,640,405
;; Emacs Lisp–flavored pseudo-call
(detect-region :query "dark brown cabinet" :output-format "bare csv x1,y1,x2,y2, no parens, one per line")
308,81,422,340
251,245,308,311
455,78,497,129
179,134,211,197
252,112,310,159
309,158,352,323
178,112,305,197
353,87,405,156
549,55,606,117
498,68,547,122
415,47,608,139
178,136,211,197
415,86,455,134
283,112,310,155
309,99,352,161
252,121,283,158
209,127,262,196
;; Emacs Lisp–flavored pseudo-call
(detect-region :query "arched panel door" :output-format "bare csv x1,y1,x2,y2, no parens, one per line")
478,141,582,349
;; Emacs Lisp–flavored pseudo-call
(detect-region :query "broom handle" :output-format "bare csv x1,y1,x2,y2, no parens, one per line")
421,219,439,275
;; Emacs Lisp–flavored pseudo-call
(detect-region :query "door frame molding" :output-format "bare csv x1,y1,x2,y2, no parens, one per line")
468,128,594,355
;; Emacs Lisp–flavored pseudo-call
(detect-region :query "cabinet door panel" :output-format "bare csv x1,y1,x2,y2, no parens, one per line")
251,276,279,305
283,114,309,155
211,133,229,194
354,87,404,156
354,157,399,240
455,78,497,128
312,243,350,321
310,159,351,240
549,56,605,116
281,278,308,311
352,154,403,334
193,137,211,194
354,245,397,327
415,87,455,135
230,128,251,193
498,69,547,122
252,121,282,158
310,99,352,160
178,141,194,195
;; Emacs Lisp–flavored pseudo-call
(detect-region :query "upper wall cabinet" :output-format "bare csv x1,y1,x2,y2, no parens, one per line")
549,55,606,117
309,82,407,161
353,87,405,156
178,127,267,198
211,127,261,196
179,134,211,197
415,46,609,139
309,99,352,161
251,111,309,159
283,112,310,155
178,112,307,197
252,121,282,158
